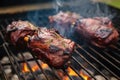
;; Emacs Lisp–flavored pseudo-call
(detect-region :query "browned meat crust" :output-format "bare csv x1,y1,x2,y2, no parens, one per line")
6,20,36,49
76,17,119,48
49,12,119,48
6,20,75,68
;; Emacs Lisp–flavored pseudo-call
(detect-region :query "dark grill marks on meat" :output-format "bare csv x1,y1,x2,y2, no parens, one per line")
49,45,61,53
28,27,75,68
6,21,75,68
95,27,113,39
6,20,36,49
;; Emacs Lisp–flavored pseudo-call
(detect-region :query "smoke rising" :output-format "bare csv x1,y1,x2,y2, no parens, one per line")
27,0,116,38
53,0,114,18
51,0,116,38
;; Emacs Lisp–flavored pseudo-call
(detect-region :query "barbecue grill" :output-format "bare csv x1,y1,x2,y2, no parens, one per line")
0,1,120,80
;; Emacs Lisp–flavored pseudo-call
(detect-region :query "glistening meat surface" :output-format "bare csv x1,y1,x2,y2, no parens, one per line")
28,28,75,68
49,12,119,48
76,17,119,48
49,11,82,36
6,20,36,49
6,21,75,68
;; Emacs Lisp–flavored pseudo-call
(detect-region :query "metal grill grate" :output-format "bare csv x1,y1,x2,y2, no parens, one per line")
0,9,120,80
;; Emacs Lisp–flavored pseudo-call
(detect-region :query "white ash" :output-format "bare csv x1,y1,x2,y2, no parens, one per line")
18,52,33,59
38,74,46,80
4,66,12,74
1,56,9,63
4,68,12,75
11,74,19,80
110,77,118,80
93,75,106,80
1,56,19,64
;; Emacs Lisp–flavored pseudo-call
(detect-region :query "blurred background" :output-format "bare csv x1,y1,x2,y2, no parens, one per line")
0,0,52,7
0,0,120,15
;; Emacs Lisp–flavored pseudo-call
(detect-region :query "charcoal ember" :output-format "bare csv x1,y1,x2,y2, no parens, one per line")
6,20,36,49
28,27,75,68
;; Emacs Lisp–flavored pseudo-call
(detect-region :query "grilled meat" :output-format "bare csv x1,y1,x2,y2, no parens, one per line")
49,11,81,24
6,21,75,68
49,12,119,48
6,20,36,49
49,11,82,36
76,17,119,48
28,27,75,68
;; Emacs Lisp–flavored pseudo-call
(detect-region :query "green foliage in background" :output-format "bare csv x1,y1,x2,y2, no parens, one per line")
101,0,120,9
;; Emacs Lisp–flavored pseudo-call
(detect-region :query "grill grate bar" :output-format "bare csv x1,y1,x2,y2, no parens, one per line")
75,49,109,80
0,17,120,80
4,43,27,80
71,56,96,80
2,58,39,66
0,62,8,80
50,67,62,80
62,69,74,80
30,52,49,80
89,46,120,71
4,19,39,80
0,24,5,30
19,52,38,80
1,25,26,80
110,50,120,59
77,44,120,79
69,65,84,80
117,42,120,47
5,19,41,79
103,51,120,64
3,43,22,80
110,45,120,52
0,30,6,42
108,45,120,58
111,51,120,58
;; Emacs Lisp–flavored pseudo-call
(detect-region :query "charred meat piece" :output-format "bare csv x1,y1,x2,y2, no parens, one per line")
49,12,119,48
49,11,82,36
6,20,36,49
6,21,75,68
49,11,81,24
76,17,119,48
28,28,75,68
